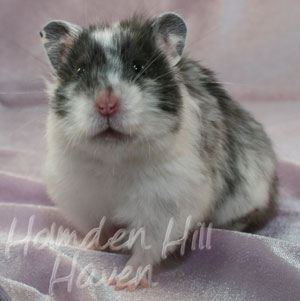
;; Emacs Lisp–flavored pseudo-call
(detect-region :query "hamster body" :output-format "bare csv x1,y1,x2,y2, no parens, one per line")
41,13,277,289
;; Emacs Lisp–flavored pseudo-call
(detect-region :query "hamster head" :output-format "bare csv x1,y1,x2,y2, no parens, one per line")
41,13,187,155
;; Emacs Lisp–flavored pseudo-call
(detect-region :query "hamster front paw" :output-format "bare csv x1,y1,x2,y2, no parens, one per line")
108,256,156,291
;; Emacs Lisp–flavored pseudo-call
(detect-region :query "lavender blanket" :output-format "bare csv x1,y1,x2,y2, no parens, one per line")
1,0,300,300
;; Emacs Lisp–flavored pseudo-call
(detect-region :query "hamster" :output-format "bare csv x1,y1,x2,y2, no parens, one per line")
40,12,277,290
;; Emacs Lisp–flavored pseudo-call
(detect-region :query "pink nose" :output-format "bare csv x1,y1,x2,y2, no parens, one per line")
96,92,120,116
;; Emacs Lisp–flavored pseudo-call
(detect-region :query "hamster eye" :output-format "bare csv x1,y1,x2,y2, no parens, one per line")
76,66,85,77
132,61,144,74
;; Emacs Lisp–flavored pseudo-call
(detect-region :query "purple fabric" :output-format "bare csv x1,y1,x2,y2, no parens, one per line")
1,0,300,300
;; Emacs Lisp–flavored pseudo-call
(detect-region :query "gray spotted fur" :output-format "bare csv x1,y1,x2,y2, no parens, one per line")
179,58,278,230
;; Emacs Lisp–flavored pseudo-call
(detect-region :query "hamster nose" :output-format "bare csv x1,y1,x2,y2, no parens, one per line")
96,92,120,116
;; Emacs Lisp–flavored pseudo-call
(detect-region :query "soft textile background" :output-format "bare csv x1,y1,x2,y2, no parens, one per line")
0,0,300,300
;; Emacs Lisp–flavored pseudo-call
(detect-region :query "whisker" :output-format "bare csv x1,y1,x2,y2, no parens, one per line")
0,91,45,95
131,51,165,84
151,67,250,89
207,81,250,86
2,39,49,71
187,25,222,49
151,68,180,82
7,112,47,139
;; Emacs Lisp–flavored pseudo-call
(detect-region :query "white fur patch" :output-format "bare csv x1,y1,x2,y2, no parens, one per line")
92,28,114,48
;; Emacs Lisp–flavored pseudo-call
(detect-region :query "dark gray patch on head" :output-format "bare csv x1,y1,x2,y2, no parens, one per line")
118,15,183,116
51,29,107,117
58,29,107,86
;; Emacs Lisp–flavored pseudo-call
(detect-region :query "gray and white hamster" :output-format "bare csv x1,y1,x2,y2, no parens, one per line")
41,12,277,290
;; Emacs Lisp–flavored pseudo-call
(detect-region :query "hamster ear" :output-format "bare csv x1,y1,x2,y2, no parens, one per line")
40,20,82,70
152,13,187,66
